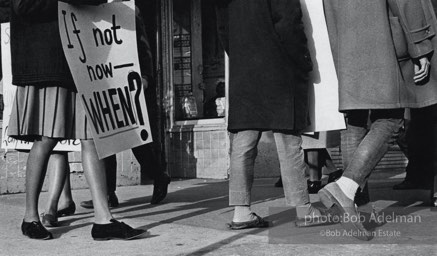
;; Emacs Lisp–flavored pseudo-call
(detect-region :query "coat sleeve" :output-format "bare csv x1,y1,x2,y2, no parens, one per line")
388,0,434,59
270,0,312,72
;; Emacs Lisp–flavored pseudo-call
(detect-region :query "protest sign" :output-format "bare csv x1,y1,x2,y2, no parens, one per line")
58,1,152,159
300,0,346,133
1,23,81,151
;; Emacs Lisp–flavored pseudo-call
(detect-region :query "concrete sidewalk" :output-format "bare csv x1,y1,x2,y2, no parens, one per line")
0,174,436,256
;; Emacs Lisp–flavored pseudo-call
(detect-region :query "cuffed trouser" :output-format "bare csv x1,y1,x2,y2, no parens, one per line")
229,130,309,207
341,109,404,189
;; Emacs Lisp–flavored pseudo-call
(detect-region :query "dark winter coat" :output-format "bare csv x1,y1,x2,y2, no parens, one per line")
324,0,437,111
216,0,313,131
0,0,10,23
11,0,152,89
10,0,75,89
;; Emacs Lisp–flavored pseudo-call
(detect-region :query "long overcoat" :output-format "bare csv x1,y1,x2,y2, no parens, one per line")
324,0,437,111
216,0,313,131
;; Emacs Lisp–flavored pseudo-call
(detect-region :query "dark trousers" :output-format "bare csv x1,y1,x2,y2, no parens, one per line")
106,78,165,194
405,105,437,193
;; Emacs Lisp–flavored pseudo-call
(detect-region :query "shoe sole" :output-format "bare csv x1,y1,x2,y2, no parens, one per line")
23,232,53,240
318,189,371,241
93,230,149,241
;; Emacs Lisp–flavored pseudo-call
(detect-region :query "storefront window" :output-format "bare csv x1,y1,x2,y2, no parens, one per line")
172,0,225,121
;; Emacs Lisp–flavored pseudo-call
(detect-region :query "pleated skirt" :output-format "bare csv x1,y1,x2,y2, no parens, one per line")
7,85,93,142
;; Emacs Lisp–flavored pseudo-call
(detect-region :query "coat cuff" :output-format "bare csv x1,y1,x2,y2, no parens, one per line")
407,24,435,58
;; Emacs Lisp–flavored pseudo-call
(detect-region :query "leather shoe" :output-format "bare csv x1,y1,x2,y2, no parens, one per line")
57,201,76,217
227,213,269,230
318,183,372,241
91,219,147,240
21,220,53,240
80,193,119,209
151,174,171,204
41,213,59,227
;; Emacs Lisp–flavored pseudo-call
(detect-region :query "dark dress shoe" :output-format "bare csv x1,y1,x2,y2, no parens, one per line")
57,202,76,217
307,180,322,194
318,183,372,241
41,213,59,227
91,219,147,241
151,174,171,204
274,177,283,187
227,213,269,230
80,193,119,209
327,169,343,183
21,220,53,240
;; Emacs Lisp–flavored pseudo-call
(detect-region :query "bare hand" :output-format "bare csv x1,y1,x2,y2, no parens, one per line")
414,57,430,84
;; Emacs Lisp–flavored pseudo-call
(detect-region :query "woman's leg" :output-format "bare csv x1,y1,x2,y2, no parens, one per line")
58,171,75,210
44,152,69,217
80,140,147,240
24,137,59,222
80,139,112,224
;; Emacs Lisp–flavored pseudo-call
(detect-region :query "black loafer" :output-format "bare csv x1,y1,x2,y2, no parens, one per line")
91,219,147,241
57,202,76,217
41,213,59,227
21,220,53,240
227,213,269,230
151,174,171,204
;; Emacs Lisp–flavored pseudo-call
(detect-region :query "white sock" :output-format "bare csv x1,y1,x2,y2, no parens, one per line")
336,177,359,200
233,206,253,222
